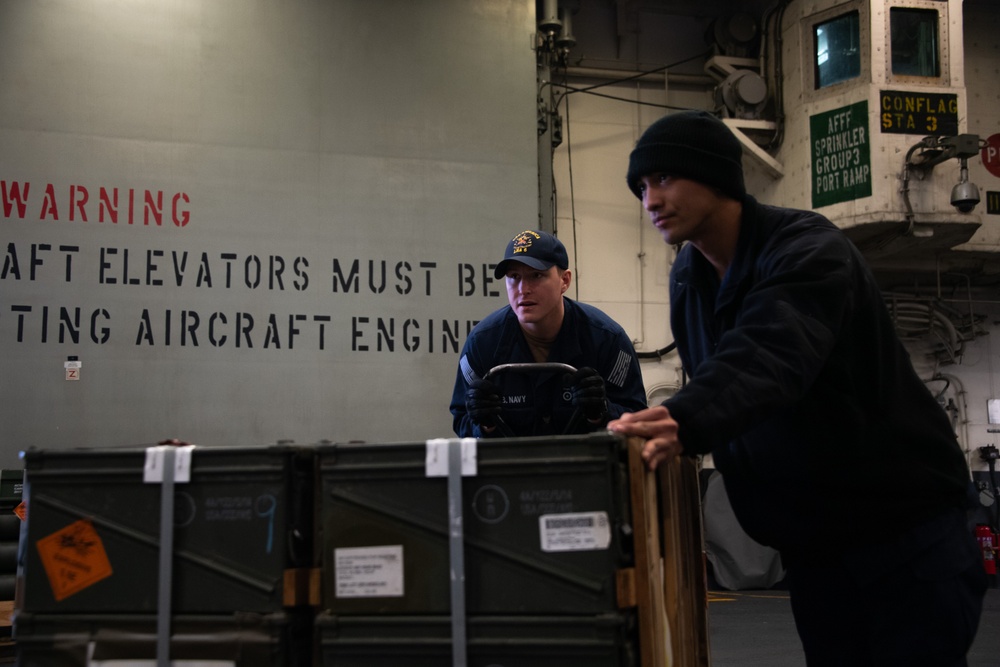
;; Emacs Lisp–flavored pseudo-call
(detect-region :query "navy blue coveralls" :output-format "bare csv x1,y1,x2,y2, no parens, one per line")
664,195,986,666
450,297,647,438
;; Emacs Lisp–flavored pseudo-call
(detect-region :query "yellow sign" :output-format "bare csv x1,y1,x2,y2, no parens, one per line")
879,90,958,135
36,519,113,601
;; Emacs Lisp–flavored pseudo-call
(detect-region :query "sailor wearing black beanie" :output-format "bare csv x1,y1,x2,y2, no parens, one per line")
612,109,988,666
626,110,746,201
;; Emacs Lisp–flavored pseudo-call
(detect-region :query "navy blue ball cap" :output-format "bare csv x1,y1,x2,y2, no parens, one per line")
494,230,569,279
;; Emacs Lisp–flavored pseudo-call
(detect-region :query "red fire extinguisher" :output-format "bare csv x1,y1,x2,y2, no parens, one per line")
975,524,997,576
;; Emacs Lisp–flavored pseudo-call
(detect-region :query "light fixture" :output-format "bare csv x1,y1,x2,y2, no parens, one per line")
950,157,980,213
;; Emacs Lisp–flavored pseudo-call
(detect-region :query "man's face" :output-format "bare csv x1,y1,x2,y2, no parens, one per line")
637,173,726,246
504,263,569,329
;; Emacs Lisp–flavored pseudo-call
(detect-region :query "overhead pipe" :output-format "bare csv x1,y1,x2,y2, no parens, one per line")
564,65,715,87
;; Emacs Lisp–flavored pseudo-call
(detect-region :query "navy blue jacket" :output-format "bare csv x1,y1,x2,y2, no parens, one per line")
664,196,971,559
451,298,647,437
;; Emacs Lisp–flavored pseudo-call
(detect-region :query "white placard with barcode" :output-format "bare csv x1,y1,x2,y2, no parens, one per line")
334,545,404,598
539,511,611,552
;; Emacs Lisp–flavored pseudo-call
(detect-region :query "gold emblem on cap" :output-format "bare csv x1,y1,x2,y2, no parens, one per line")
512,230,540,254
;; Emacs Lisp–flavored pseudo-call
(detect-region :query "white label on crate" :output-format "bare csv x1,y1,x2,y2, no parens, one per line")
334,545,404,598
539,511,611,552
425,437,477,477
142,445,194,483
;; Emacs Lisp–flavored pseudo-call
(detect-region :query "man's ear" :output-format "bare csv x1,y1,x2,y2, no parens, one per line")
560,269,571,293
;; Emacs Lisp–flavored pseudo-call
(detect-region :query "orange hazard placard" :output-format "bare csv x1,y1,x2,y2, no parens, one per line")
36,519,113,601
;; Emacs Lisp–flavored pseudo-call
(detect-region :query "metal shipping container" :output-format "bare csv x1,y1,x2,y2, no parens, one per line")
14,611,297,667
317,433,634,615
316,612,637,667
18,444,314,615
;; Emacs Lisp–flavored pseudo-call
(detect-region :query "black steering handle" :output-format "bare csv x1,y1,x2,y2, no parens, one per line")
482,362,584,437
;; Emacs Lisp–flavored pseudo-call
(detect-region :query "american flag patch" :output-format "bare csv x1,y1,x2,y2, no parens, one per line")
460,355,480,385
608,349,630,387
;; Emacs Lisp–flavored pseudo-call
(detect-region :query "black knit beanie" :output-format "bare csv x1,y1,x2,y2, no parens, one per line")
626,110,745,201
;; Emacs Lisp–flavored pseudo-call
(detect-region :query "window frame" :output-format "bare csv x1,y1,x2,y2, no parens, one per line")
802,1,871,101
885,0,950,86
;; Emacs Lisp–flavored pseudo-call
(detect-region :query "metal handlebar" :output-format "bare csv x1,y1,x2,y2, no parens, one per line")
482,362,584,437
483,362,578,381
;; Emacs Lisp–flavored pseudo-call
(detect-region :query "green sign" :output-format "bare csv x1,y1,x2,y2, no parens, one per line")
810,100,872,209
987,191,1000,216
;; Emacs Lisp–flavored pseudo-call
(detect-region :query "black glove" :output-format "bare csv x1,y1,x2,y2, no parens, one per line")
466,378,502,429
565,367,608,422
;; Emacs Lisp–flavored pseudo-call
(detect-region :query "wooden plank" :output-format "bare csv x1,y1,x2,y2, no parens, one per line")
627,437,668,667
282,567,322,607
659,456,711,667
